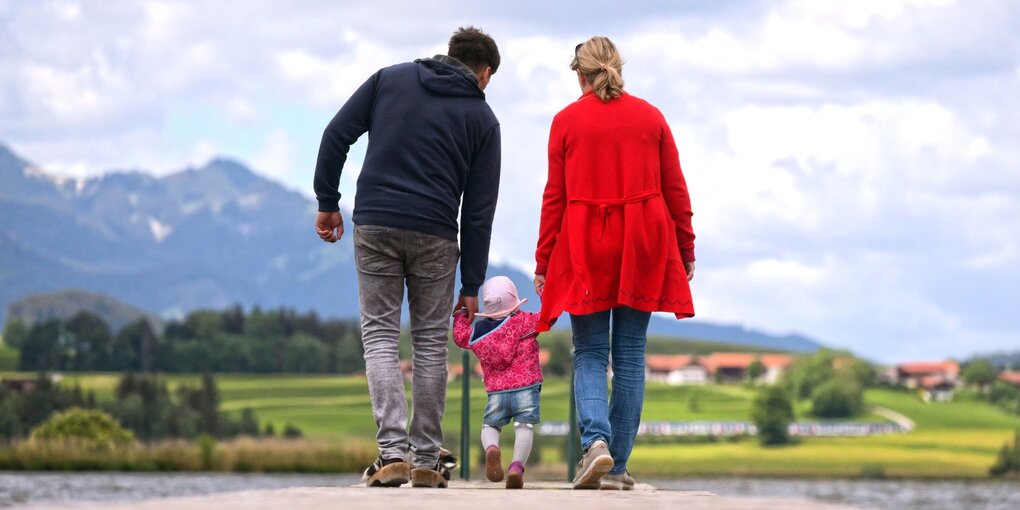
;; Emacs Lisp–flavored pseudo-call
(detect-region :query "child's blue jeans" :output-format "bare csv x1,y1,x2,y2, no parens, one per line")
483,384,542,427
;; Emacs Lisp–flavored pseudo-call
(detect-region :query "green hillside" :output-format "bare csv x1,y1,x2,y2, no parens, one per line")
12,372,1016,478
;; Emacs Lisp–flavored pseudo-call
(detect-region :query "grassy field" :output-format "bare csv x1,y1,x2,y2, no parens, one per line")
41,373,883,437
8,372,1020,478
628,388,1020,479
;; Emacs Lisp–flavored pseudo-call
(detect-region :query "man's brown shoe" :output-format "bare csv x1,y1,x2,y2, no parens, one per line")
411,459,450,488
362,456,410,487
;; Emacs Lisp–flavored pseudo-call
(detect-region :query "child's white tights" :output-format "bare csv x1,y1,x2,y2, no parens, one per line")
481,423,534,465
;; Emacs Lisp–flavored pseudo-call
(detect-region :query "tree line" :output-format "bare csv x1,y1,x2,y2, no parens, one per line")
1,306,364,374
752,349,875,445
962,359,1020,416
0,372,299,441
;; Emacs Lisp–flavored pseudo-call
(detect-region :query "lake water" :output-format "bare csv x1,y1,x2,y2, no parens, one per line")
0,473,360,508
0,472,1017,509
655,478,1020,510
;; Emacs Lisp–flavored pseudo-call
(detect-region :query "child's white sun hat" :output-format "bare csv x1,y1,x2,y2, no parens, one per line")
475,276,527,319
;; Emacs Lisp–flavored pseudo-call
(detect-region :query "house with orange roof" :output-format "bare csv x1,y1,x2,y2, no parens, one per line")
645,355,709,385
895,360,960,402
896,360,959,389
645,352,796,386
701,353,796,384
757,354,797,384
998,371,1020,387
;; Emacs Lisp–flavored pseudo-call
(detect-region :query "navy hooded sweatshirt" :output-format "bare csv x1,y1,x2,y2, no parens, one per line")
313,56,501,297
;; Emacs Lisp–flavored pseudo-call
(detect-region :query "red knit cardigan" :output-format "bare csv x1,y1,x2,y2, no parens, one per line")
534,91,696,332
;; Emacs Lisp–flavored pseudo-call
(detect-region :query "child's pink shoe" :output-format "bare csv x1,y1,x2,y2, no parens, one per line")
485,446,504,482
505,461,525,489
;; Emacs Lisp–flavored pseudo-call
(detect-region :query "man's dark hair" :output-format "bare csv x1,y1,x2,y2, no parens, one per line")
448,26,500,75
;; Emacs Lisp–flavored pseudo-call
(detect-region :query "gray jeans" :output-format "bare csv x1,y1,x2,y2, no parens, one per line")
354,224,459,467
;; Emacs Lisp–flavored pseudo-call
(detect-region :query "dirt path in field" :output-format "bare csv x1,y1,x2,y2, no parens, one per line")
870,405,916,431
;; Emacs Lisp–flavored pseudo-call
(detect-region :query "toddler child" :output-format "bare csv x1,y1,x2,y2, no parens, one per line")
453,276,543,489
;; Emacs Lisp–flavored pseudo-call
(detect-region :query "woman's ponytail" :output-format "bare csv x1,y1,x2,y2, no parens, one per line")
571,36,624,102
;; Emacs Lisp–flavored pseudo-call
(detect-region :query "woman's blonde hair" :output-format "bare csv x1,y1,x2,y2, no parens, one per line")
571,36,624,102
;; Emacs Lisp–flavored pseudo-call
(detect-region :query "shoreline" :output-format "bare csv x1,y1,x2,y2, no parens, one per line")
4,471,1017,509
0,467,1007,481
10,480,864,510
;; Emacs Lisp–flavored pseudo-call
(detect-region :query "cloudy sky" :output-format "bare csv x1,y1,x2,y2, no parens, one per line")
2,0,1018,362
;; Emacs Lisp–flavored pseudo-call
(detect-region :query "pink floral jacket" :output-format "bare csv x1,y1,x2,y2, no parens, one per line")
452,310,544,393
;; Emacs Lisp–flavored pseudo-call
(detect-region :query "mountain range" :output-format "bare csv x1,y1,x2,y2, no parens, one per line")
0,142,821,352
5,289,165,334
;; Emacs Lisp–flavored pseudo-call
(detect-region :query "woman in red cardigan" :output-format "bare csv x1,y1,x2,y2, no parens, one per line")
534,36,697,490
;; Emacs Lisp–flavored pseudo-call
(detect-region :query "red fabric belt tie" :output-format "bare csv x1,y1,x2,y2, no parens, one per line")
569,190,661,241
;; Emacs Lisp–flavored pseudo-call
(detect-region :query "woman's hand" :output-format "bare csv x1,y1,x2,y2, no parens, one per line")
533,274,546,297
685,261,695,282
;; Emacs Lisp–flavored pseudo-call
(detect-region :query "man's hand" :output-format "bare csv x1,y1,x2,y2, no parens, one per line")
316,211,344,243
454,295,478,322
533,274,546,298
685,261,696,282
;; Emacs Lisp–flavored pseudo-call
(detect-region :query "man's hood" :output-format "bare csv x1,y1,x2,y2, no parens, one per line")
415,56,484,99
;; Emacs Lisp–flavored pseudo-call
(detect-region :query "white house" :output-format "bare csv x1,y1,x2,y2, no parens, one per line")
645,355,709,385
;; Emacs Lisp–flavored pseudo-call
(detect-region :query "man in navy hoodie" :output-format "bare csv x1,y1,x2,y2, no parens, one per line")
313,27,500,488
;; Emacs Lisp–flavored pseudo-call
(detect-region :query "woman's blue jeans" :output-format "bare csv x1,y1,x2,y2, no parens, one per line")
570,306,650,475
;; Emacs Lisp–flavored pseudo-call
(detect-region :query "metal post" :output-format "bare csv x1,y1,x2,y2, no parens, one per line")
566,351,579,482
460,349,470,480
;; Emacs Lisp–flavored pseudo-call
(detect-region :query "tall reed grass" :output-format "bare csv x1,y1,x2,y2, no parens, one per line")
0,437,376,473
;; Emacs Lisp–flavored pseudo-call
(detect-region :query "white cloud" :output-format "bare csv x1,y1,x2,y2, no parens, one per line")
226,98,259,125
254,129,296,181
966,244,1019,270
272,35,399,107
785,0,955,30
699,252,977,361
188,140,219,168
627,0,999,81
52,1,81,21
17,54,130,124
746,258,829,286
141,1,189,41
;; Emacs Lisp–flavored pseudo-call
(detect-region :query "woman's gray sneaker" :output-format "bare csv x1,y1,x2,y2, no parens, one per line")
600,470,635,490
571,440,614,489
363,456,410,487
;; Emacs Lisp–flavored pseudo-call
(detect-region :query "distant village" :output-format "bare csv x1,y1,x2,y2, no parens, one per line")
395,351,1020,404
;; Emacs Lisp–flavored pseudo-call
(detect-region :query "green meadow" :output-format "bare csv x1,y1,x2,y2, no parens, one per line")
21,372,1020,478
628,388,1020,479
